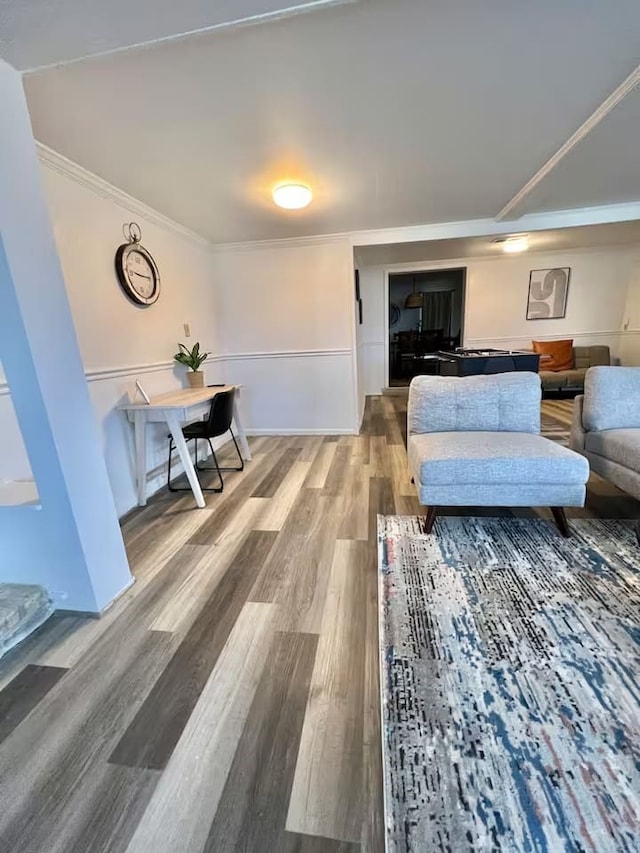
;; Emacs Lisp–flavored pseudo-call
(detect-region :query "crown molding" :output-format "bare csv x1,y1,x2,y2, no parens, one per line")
211,232,350,253
23,1,358,74
36,143,213,251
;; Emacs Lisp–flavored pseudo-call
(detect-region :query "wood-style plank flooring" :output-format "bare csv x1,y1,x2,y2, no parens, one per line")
0,396,638,853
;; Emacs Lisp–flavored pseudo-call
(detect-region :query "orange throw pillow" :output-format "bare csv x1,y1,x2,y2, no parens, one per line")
532,339,574,372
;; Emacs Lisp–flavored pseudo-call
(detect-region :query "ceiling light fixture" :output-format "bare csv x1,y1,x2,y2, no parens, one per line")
491,234,530,254
272,183,313,210
405,275,423,309
501,235,529,254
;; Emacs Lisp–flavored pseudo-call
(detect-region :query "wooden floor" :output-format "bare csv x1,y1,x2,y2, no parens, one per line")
0,397,637,853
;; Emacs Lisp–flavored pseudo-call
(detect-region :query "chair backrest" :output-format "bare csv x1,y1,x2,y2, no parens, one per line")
204,388,236,437
583,366,640,431
408,372,541,436
574,345,610,369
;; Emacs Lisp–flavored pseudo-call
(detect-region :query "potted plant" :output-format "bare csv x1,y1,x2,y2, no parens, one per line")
173,341,209,388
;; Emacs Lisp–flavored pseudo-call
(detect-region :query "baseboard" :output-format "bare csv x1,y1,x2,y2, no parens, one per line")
246,428,357,436
55,575,136,618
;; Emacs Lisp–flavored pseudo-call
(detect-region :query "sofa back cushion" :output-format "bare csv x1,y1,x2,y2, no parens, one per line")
408,372,541,436
583,366,640,431
532,339,574,371
574,345,611,369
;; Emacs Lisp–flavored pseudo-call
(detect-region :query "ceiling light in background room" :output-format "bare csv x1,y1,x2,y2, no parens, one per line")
272,183,313,210
497,235,529,254
405,276,423,309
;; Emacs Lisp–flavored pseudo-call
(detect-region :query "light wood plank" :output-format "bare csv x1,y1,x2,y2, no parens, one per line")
338,458,370,541
36,544,208,669
255,460,313,531
204,631,318,852
305,441,338,489
286,540,367,844
125,603,275,853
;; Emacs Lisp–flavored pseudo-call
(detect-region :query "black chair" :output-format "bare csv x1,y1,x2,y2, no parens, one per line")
167,388,244,494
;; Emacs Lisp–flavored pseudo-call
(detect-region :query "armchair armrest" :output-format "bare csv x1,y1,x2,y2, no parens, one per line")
569,395,587,452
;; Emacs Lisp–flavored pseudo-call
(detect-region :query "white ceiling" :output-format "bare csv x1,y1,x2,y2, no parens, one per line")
6,0,640,243
0,0,356,70
355,220,640,267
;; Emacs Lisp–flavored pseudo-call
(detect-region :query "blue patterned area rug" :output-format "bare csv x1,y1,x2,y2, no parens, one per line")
378,516,640,853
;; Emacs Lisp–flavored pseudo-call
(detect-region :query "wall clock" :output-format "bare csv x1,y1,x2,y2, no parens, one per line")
115,222,160,306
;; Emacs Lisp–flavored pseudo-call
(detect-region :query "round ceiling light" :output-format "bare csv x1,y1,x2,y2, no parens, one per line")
503,236,529,254
495,235,529,254
272,183,313,210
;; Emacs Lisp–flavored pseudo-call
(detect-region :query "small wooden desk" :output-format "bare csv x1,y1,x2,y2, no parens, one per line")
122,385,251,509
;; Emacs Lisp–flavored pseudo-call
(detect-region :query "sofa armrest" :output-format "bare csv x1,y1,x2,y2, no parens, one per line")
569,394,587,452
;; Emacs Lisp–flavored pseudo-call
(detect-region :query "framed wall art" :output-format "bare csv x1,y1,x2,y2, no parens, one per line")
526,268,570,320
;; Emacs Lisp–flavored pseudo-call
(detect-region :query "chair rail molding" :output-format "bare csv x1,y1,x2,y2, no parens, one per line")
466,329,631,347
0,349,353,396
222,347,352,361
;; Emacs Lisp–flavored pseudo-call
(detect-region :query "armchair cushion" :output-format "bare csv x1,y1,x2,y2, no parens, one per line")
408,432,589,486
583,367,640,431
408,373,541,436
585,429,640,472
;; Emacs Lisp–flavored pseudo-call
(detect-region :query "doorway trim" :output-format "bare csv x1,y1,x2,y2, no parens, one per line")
384,264,467,389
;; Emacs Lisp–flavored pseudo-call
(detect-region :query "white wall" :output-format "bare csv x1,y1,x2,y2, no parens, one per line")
359,246,640,394
620,259,640,365
213,239,359,434
0,155,221,518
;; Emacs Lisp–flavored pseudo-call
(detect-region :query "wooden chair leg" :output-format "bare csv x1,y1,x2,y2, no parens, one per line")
551,507,570,537
423,506,437,534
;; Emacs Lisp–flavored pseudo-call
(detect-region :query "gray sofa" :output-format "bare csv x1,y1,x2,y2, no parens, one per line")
540,345,610,393
570,366,640,539
408,372,589,535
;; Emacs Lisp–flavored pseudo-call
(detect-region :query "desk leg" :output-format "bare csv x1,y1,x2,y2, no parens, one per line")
232,395,252,462
166,411,206,509
134,411,148,507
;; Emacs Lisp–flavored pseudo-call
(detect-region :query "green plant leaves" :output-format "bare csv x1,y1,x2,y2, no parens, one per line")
173,341,210,371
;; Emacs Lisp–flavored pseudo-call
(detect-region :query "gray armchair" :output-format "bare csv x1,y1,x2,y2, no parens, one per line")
407,372,589,535
570,366,640,539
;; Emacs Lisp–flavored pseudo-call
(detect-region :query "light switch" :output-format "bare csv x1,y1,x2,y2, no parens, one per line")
183,323,191,337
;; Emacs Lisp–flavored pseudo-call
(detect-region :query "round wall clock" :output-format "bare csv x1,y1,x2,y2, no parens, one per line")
115,222,160,306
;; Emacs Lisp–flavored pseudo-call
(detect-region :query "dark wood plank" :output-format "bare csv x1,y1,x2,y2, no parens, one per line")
204,631,318,852
0,629,174,852
63,765,160,853
251,447,302,498
109,530,278,770
0,664,67,745
368,477,395,545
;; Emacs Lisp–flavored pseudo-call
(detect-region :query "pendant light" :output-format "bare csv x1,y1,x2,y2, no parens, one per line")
405,276,423,309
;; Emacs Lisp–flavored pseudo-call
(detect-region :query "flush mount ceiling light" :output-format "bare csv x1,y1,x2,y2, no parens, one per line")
272,183,313,210
492,235,530,254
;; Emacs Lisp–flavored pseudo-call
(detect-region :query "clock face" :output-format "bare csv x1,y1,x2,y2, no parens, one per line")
115,242,160,306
